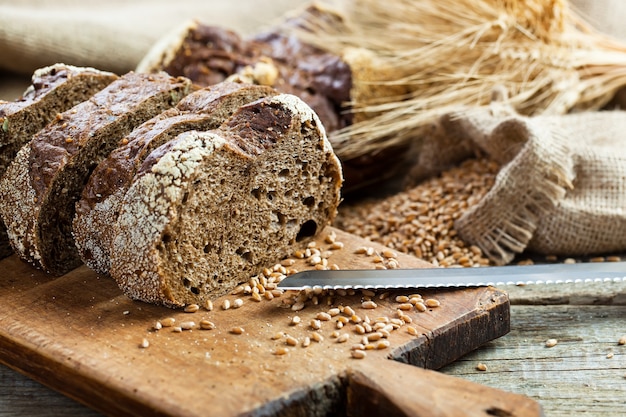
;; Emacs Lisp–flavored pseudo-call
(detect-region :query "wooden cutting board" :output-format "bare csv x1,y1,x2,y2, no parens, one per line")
0,227,541,416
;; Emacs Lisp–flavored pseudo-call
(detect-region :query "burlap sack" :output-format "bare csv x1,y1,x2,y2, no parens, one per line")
411,104,626,264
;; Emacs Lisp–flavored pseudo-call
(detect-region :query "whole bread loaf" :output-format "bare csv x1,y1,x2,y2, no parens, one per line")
74,82,276,274
0,64,117,259
0,71,192,275
109,94,343,307
136,19,352,134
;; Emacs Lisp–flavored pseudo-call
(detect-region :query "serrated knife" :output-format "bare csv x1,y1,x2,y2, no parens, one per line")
276,262,626,290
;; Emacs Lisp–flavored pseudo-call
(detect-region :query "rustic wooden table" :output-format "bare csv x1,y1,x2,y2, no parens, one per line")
1,271,624,416
1,38,625,417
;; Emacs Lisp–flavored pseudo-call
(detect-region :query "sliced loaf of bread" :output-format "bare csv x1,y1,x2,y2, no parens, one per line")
0,72,192,275
74,82,276,274
109,94,343,307
0,64,117,259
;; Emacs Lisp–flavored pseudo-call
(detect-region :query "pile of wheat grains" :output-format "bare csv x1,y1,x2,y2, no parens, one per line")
335,158,499,268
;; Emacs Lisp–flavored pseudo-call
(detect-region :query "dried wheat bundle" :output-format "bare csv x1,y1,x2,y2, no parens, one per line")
289,0,626,159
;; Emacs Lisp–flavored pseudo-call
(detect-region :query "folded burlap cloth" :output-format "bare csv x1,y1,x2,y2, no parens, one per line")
409,105,626,265
0,0,303,75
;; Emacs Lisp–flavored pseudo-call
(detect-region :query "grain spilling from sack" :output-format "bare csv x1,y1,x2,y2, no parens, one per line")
334,158,498,267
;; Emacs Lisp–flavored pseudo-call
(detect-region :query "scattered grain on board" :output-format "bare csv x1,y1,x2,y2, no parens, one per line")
184,304,200,313
618,335,626,345
161,317,176,327
230,327,245,335
414,302,427,312
273,347,289,355
407,326,419,336
139,338,150,349
425,299,441,308
199,320,216,330
311,332,324,343
476,363,488,371
137,229,446,360
180,321,195,330
316,312,332,321
545,338,558,348
376,340,391,349
337,333,350,343
271,332,284,340
351,349,367,359
334,158,498,267
285,335,299,346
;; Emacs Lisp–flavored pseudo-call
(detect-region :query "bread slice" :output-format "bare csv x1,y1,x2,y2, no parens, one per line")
109,94,343,307
74,82,276,275
0,64,117,259
0,64,118,178
0,71,192,275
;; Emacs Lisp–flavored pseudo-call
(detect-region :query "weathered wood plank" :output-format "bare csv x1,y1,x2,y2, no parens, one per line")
0,366,102,417
2,268,623,416
505,279,626,306
440,304,626,417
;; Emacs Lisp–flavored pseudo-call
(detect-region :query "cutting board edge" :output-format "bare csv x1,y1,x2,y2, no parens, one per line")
390,287,511,369
0,333,168,417
0,287,511,417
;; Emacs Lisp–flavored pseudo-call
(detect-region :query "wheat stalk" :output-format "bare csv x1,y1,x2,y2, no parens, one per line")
288,0,626,159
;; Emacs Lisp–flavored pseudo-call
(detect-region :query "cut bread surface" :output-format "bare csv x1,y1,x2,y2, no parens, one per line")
110,94,342,307
74,82,277,274
0,71,192,275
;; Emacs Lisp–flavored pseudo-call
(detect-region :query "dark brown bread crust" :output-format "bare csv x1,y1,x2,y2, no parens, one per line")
0,64,118,259
74,82,276,275
0,71,192,275
0,225,11,260
0,65,117,176
138,20,352,134
110,93,342,307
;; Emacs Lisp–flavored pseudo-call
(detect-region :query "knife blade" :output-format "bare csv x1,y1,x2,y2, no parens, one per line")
276,262,626,290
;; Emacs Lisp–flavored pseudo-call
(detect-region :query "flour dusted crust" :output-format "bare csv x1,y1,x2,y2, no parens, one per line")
110,93,342,307
0,64,117,259
74,82,276,275
0,145,39,262
0,71,192,275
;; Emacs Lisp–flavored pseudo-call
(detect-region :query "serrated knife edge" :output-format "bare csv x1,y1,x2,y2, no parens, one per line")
276,262,626,290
